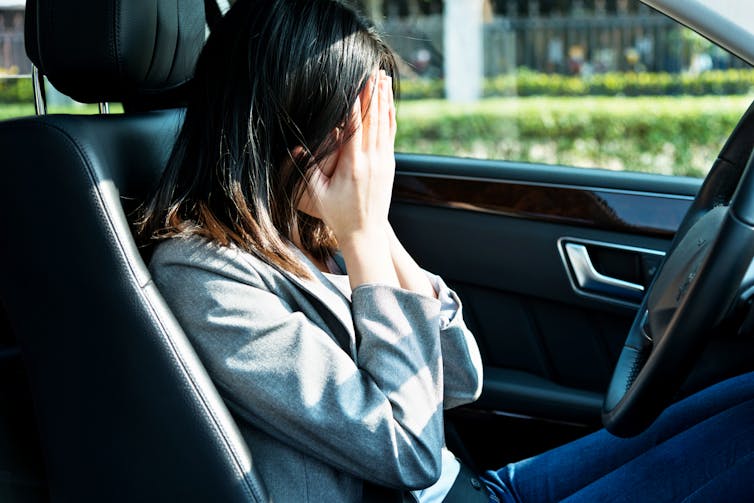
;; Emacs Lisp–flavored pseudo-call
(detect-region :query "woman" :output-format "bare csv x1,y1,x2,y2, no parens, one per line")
141,1,482,500
140,0,754,501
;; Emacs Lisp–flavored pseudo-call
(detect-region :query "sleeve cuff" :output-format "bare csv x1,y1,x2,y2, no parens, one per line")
425,273,461,330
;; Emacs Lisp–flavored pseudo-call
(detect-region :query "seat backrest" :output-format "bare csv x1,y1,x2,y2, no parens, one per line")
0,301,47,502
0,1,268,500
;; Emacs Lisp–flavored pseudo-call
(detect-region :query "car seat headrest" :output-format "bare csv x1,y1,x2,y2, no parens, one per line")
25,0,205,105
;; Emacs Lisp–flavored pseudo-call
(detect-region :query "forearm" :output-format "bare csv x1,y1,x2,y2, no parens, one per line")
386,224,437,299
340,229,400,290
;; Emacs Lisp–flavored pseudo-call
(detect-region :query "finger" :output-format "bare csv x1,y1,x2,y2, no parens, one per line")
364,72,379,151
340,95,363,162
359,73,373,123
378,71,390,148
359,73,372,119
388,76,397,140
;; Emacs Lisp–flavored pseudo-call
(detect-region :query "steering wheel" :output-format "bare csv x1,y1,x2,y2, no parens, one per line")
602,112,754,438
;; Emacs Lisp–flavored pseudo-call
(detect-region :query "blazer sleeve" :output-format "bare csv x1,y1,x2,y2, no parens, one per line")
151,257,446,490
427,273,484,410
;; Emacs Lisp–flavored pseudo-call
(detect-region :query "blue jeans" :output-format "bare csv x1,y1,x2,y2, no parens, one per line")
481,371,754,502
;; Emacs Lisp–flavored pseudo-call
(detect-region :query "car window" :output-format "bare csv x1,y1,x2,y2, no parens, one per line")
0,3,32,119
358,0,753,178
2,0,750,179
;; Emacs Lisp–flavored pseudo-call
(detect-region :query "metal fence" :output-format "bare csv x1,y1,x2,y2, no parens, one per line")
1,8,748,79
383,10,748,79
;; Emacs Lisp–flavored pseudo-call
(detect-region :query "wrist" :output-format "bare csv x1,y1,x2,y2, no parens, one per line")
381,224,438,299
338,227,389,254
339,228,399,289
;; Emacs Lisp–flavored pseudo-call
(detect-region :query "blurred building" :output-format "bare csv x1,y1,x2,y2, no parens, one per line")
0,1,747,79
360,0,747,78
360,0,670,18
0,0,26,75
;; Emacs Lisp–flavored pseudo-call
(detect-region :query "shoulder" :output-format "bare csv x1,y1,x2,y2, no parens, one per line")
149,235,276,288
151,234,239,268
147,235,309,325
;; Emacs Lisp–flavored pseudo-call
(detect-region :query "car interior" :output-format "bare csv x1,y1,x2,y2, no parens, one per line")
2,0,754,501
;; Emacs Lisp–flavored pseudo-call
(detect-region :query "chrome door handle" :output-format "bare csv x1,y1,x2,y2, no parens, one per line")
563,243,644,301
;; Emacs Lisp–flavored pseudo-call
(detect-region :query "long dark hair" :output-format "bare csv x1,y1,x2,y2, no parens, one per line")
137,0,397,277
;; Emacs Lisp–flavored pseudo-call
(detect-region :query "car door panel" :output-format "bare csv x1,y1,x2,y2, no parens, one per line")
390,155,701,431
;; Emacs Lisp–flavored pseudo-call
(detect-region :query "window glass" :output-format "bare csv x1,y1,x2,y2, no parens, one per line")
0,1,122,118
0,3,32,119
360,0,753,178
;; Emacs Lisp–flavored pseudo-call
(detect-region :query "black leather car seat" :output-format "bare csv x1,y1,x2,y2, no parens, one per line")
0,0,267,500
0,301,46,501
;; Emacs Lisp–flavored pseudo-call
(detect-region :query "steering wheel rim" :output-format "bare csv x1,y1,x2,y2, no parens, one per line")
602,148,754,438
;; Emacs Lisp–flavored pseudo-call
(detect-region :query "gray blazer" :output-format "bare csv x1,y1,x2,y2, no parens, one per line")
149,236,483,502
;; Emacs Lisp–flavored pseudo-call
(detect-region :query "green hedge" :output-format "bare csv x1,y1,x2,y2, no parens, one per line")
5,69,751,103
399,69,754,100
395,96,751,177
0,78,33,104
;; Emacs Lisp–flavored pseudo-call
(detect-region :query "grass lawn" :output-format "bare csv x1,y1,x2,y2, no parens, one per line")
396,95,754,177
